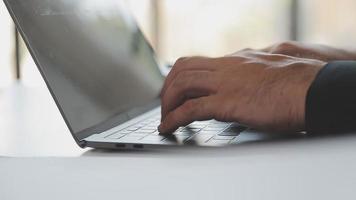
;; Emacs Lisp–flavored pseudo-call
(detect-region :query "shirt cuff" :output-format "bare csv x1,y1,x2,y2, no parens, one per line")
306,61,356,135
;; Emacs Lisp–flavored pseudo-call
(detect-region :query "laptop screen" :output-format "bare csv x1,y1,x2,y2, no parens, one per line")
6,0,164,139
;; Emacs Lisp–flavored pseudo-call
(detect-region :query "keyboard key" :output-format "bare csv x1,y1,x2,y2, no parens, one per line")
203,127,226,131
189,134,214,143
103,130,130,138
218,131,240,136
174,135,190,142
150,131,162,135
134,123,147,127
206,123,231,128
228,124,247,131
134,129,156,134
210,120,229,125
206,139,231,145
126,127,140,131
143,124,159,128
139,127,157,131
218,124,246,136
182,127,201,131
117,130,134,135
128,133,150,137
199,130,220,135
191,121,211,126
146,120,159,125
174,131,194,136
186,124,207,129
141,135,166,142
152,120,160,124
213,135,236,140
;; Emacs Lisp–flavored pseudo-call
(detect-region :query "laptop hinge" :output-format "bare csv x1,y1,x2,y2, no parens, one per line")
78,140,87,148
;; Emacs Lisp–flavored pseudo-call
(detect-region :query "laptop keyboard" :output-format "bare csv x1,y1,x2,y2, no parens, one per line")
105,115,247,145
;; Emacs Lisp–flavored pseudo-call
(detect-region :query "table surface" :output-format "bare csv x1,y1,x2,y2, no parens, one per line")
1,82,356,200
0,82,86,157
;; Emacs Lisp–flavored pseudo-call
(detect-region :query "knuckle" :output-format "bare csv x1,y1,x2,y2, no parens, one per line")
218,56,248,68
274,41,296,53
241,48,253,52
190,56,208,62
174,57,190,68
178,70,194,79
169,57,193,80
172,71,191,88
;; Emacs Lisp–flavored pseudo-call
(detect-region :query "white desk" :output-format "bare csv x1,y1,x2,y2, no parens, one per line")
1,83,356,200
0,82,86,157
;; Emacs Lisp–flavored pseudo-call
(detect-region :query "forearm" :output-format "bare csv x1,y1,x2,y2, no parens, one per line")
306,61,356,134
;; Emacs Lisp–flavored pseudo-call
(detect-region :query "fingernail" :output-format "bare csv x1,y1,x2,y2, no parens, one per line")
158,123,169,135
158,124,163,132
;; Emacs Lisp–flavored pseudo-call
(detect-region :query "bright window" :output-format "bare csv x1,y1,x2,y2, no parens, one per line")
158,0,290,62
1,0,356,87
299,0,356,49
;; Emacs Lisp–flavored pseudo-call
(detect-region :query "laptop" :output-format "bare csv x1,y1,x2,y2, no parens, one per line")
4,0,288,150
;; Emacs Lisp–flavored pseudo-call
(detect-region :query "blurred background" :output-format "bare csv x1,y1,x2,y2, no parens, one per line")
1,0,356,88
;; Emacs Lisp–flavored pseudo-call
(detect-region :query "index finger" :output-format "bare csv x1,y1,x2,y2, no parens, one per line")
159,96,217,134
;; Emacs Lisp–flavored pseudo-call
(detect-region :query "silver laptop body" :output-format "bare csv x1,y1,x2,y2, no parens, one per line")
4,0,294,150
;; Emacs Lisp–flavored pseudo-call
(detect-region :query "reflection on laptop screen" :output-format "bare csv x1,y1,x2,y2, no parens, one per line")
9,0,164,135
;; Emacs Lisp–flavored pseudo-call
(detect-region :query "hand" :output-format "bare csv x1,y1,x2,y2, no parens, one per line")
158,51,326,134
261,41,356,62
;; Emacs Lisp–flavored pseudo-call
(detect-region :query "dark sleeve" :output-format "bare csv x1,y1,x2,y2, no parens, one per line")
306,61,356,134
